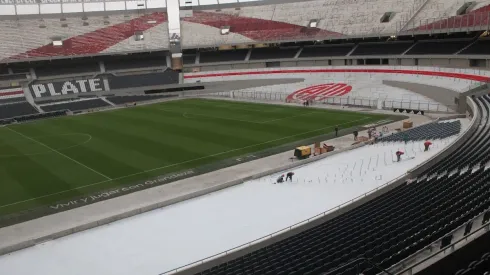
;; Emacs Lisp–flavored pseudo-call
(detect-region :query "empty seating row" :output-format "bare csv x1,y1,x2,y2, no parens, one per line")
106,94,176,105
426,101,490,175
192,38,486,65
406,40,472,55
416,229,490,275
40,99,110,112
410,4,490,32
14,110,68,123
0,97,26,104
1,51,170,80
104,52,168,71
34,60,100,78
0,73,28,82
380,121,461,142
0,87,25,104
0,12,169,62
181,11,338,47
459,39,490,55
36,97,80,105
193,96,490,275
351,42,413,56
298,44,354,58
199,50,249,63
183,54,197,65
250,47,299,60
0,102,38,119
108,70,180,90
454,251,490,275
180,0,422,47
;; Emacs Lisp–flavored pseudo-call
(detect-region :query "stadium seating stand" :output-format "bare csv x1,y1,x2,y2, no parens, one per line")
249,47,300,60
193,95,490,275
406,40,471,55
379,121,461,142
40,99,110,112
106,94,176,105
459,39,490,55
199,50,249,63
352,42,414,56
0,102,38,119
299,44,355,58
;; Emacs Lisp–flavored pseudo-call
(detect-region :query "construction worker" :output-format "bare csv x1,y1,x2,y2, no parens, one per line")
396,151,404,162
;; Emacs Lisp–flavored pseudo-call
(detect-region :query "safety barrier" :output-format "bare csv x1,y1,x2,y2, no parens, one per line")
213,91,454,113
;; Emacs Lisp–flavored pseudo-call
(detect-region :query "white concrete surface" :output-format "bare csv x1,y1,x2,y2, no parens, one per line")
0,132,460,275
185,66,490,93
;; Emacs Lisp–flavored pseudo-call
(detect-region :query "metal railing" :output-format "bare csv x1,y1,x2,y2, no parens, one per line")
393,211,490,275
159,173,408,275
323,257,394,275
399,11,490,36
212,91,455,113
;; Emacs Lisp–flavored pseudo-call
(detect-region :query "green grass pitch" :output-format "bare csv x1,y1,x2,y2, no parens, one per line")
0,99,388,216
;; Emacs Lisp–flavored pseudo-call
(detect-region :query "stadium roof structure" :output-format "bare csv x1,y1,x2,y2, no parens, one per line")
0,0,277,16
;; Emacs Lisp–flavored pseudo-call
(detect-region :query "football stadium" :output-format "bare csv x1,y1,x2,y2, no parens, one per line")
0,0,490,275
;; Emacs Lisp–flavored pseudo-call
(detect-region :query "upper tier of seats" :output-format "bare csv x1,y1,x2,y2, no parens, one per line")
0,12,169,62
181,0,414,47
1,1,488,61
408,0,490,33
181,0,490,48
193,95,490,275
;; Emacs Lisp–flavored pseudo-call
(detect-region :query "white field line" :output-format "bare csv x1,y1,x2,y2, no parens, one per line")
0,117,370,209
161,108,318,124
259,112,318,124
0,133,92,158
160,108,261,124
5,127,111,180
211,102,283,113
